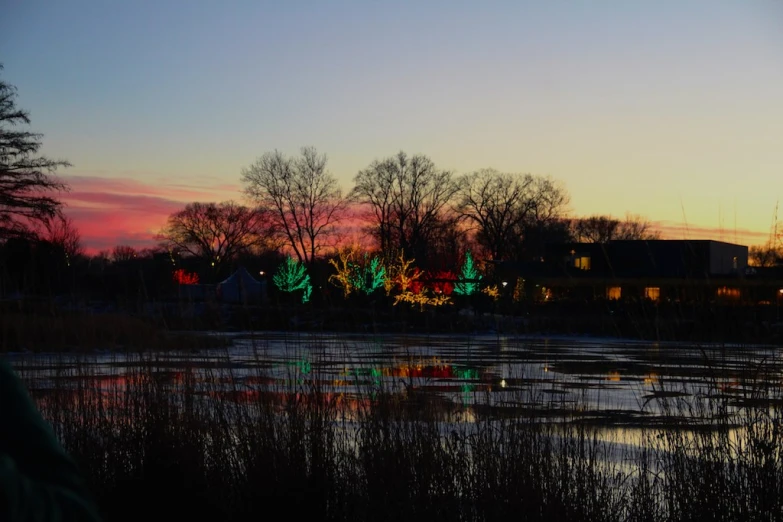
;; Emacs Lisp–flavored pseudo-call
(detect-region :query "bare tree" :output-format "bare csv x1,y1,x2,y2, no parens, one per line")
35,214,83,263
159,201,270,272
457,170,570,261
571,213,659,243
455,169,537,261
351,151,458,265
511,176,571,260
111,245,138,263
526,176,570,224
749,242,782,267
1,65,70,240
571,215,620,243
351,156,397,255
242,146,346,265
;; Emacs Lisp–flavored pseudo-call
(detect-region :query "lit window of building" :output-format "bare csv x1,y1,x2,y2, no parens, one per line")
644,287,661,301
606,286,622,300
716,286,740,299
574,255,591,270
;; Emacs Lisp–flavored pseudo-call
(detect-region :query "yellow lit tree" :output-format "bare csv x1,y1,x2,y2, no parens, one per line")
328,245,360,298
384,251,422,295
329,246,387,298
513,278,525,302
385,252,451,310
482,285,500,301
393,291,451,311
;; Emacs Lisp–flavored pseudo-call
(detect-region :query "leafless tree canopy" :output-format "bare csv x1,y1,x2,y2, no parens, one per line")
526,177,570,224
242,147,346,265
111,245,138,263
0,65,70,240
571,213,660,243
351,151,458,264
34,214,83,261
456,169,535,261
455,170,570,261
159,201,271,271
749,241,782,267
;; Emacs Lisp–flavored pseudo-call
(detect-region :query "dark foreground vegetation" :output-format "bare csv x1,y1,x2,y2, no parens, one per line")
16,345,783,522
0,301,230,352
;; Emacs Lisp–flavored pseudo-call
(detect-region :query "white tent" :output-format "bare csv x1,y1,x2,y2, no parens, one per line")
217,267,266,304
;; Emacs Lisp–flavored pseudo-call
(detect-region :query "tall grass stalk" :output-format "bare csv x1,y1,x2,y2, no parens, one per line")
15,344,783,522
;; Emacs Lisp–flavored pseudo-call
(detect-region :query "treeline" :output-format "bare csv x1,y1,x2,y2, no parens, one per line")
3,64,780,304
0,145,667,303
153,147,662,277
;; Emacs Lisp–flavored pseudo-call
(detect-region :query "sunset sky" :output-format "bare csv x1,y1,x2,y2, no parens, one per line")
2,1,782,252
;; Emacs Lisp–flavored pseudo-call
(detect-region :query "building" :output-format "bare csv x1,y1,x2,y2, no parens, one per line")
495,239,768,303
217,266,267,304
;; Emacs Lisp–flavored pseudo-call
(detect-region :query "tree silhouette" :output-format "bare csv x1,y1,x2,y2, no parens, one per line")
571,213,659,243
455,169,538,261
111,245,138,263
1,65,70,240
160,201,270,274
242,146,346,265
749,242,781,267
351,151,458,265
34,214,83,265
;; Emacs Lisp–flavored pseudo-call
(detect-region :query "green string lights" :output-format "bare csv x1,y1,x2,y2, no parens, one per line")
273,256,313,303
453,251,482,296
351,254,386,295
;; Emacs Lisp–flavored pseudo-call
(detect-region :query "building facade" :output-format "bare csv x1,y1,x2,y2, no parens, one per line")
494,240,783,304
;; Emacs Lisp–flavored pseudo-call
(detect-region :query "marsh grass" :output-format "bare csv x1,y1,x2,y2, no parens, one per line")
635,354,783,522
15,339,783,522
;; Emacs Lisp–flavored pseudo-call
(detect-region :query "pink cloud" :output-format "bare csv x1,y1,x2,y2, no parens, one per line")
64,174,771,256
66,175,242,202
653,220,772,247
60,174,244,253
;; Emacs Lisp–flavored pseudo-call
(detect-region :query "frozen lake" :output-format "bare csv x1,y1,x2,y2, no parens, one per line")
10,332,783,430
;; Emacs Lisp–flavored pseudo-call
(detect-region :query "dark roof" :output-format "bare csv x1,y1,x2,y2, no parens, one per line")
500,239,749,280
218,266,263,288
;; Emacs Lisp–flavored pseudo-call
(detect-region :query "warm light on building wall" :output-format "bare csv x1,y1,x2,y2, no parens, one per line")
644,287,661,301
716,286,740,299
606,286,622,300
574,256,591,270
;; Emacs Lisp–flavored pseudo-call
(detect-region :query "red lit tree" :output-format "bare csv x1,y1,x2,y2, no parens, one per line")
409,268,425,295
430,270,456,296
173,268,199,285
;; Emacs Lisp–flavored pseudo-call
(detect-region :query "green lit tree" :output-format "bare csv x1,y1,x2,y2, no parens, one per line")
273,255,313,303
453,251,481,296
351,254,386,295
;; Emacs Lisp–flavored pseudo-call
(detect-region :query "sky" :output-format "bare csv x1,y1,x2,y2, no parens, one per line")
2,1,782,252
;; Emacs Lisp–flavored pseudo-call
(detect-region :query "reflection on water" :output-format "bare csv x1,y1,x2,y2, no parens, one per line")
10,332,783,437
